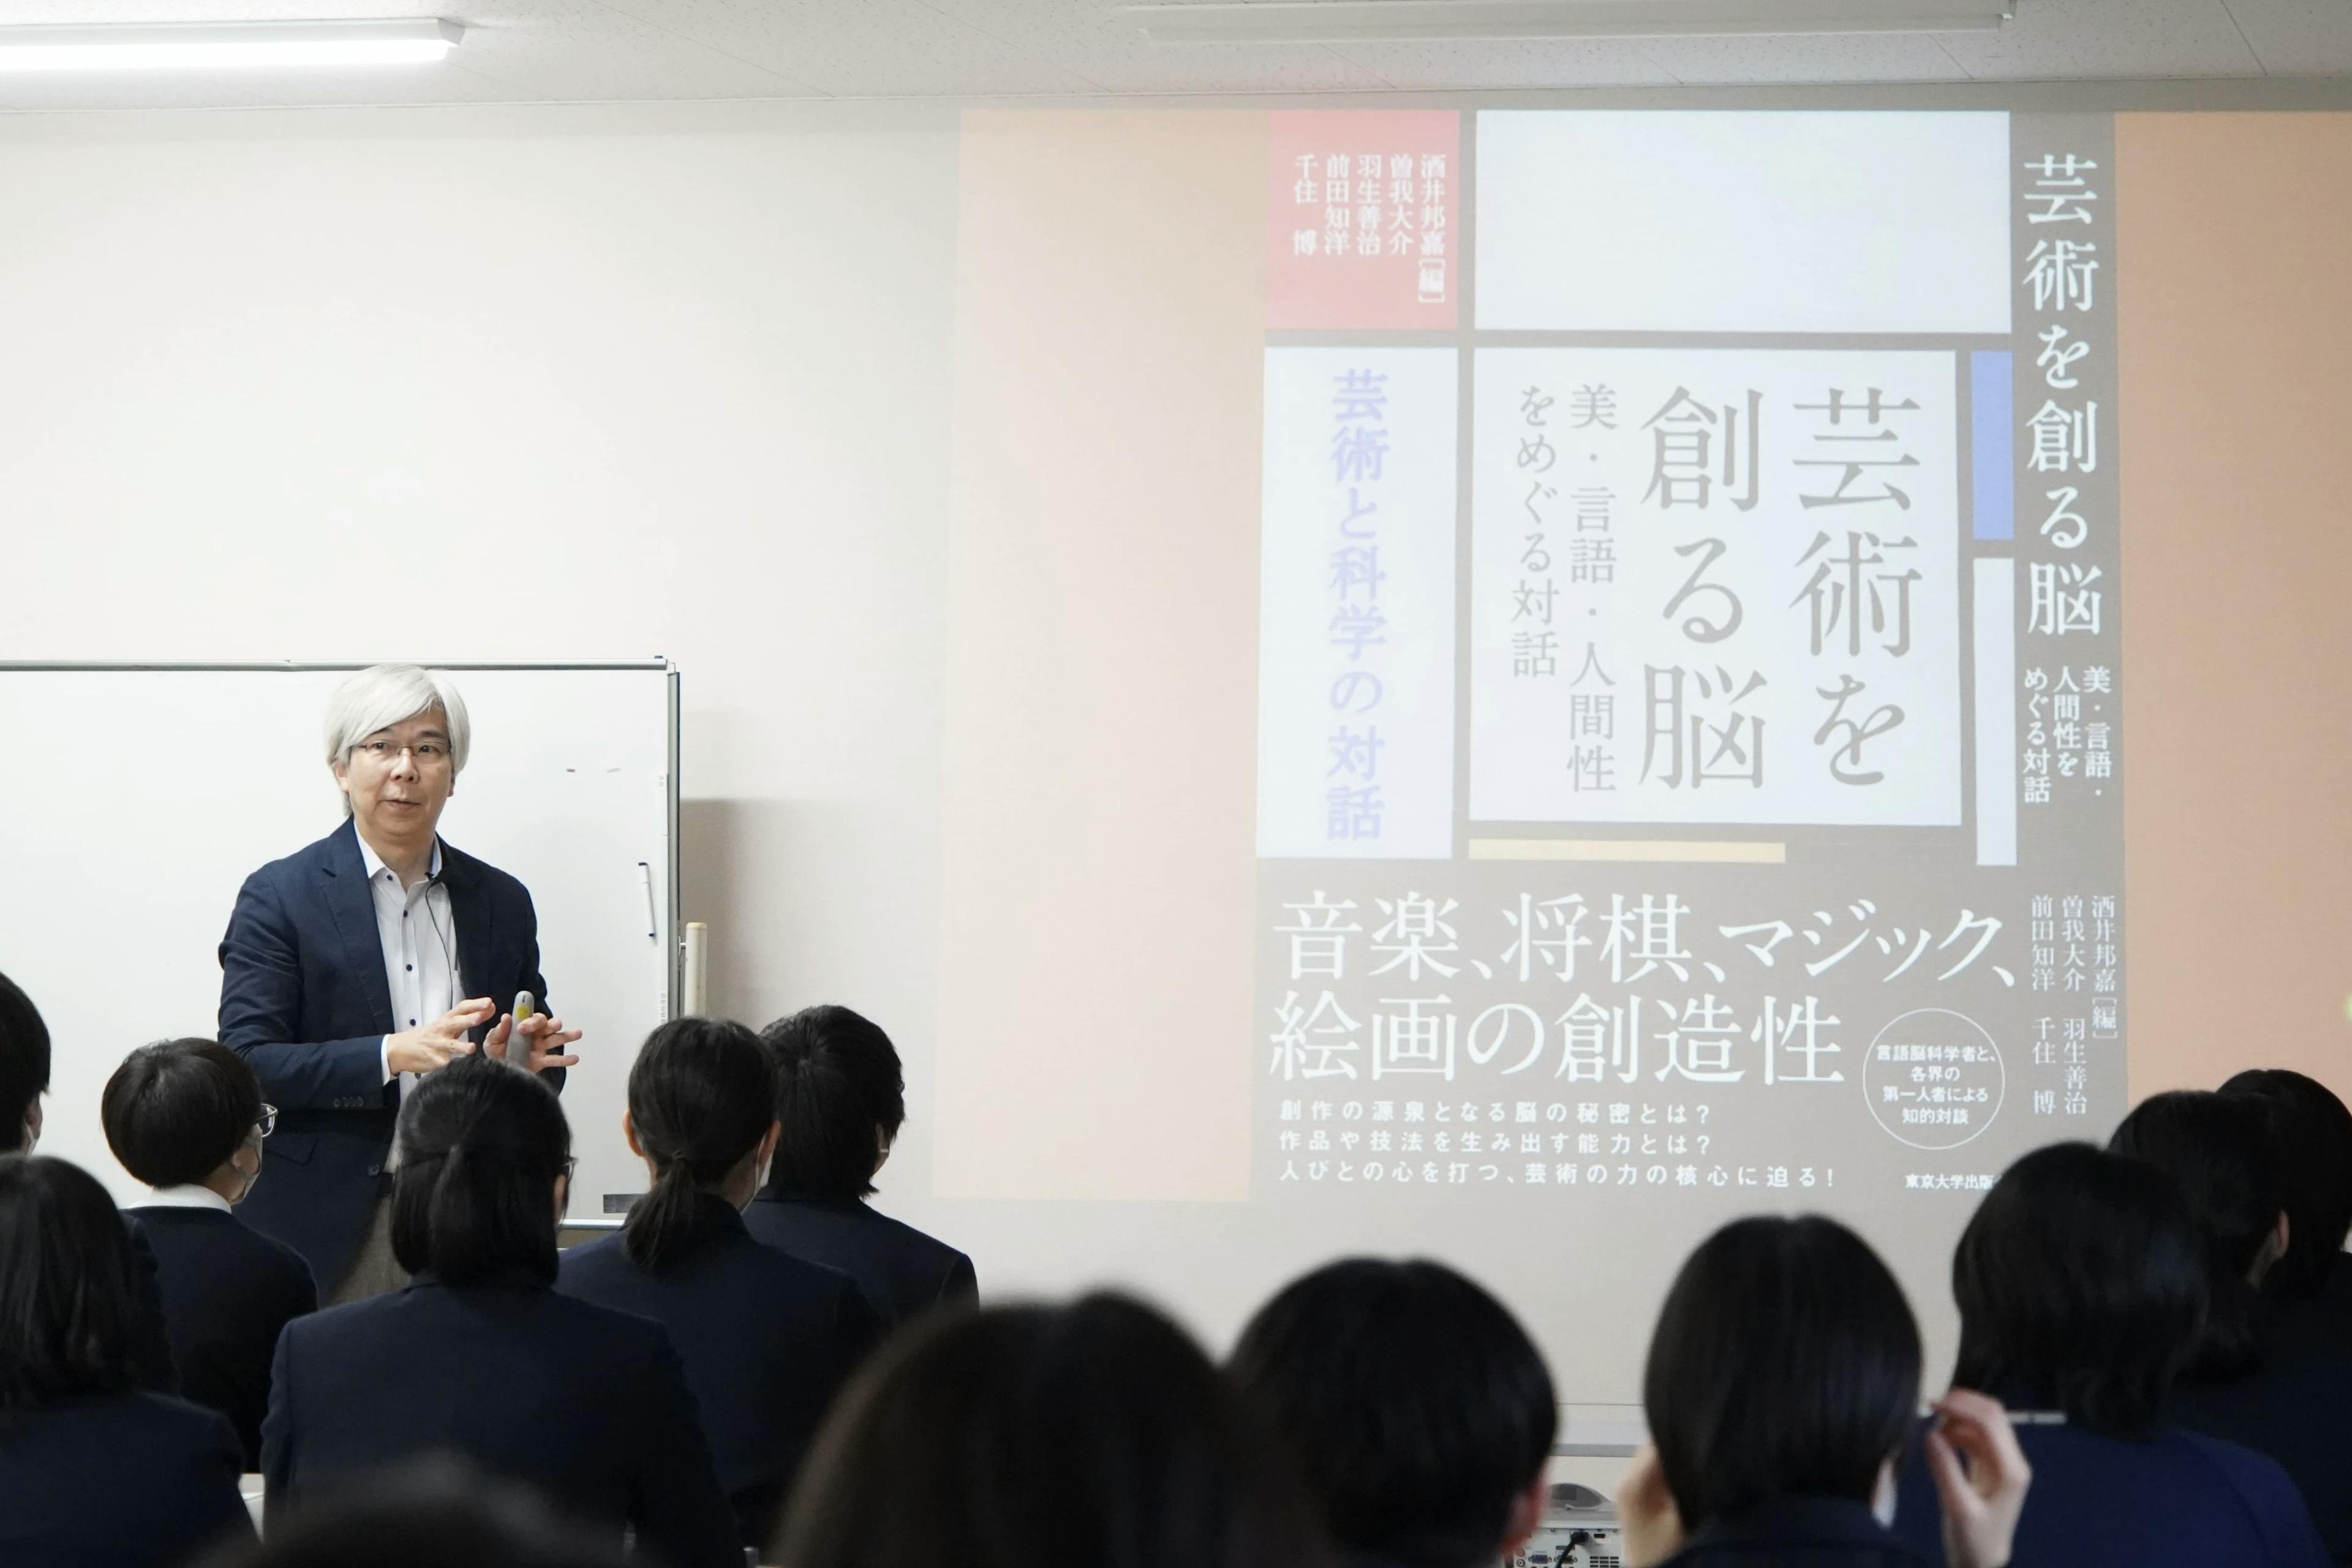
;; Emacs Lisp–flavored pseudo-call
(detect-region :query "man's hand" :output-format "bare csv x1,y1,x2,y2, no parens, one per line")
484,1009,582,1074
385,999,492,1077
1616,1444,1686,1568
1926,1388,2032,1568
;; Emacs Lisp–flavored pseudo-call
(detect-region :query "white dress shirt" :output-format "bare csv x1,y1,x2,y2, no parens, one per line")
357,834,459,1096
137,1184,233,1213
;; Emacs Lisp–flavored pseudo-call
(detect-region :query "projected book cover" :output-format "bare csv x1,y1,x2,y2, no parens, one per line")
1253,110,2124,1207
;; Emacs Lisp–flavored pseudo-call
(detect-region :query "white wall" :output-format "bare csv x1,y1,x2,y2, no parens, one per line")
0,100,968,1237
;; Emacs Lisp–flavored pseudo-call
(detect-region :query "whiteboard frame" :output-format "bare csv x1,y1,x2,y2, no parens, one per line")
0,658,682,1229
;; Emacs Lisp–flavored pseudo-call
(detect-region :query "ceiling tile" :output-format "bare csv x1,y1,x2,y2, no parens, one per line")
922,0,1396,93
1638,31,1973,85
0,75,265,111
600,0,1097,97
1940,0,2264,79
1322,38,1679,89
2214,0,2352,75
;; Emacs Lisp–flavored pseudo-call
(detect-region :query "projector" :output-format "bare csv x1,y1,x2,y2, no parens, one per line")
1500,1483,1623,1568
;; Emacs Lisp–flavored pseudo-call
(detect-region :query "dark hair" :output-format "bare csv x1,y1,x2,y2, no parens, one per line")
775,1294,1329,1568
1952,1142,2205,1438
0,970,51,1152
2109,1091,2282,1378
390,1057,570,1285
1643,1216,1919,1532
2220,1068,2352,1300
760,1005,905,1199
0,1154,143,1409
102,1039,264,1189
1229,1258,1554,1568
623,1017,777,1272
198,1463,630,1568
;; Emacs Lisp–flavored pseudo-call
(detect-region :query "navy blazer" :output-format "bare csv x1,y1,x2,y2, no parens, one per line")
0,1390,252,1568
263,1269,739,1568
558,1195,883,1544
1663,1494,1935,1568
128,1204,317,1468
1891,1419,2329,1567
2173,1254,2352,1562
218,819,558,1289
744,1189,976,1327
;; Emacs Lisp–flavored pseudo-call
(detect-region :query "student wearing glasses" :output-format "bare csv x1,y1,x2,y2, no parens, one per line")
105,1038,317,1469
217,663,582,1303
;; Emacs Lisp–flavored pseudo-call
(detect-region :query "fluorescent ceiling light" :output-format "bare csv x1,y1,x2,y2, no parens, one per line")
1128,0,2013,44
0,19,462,72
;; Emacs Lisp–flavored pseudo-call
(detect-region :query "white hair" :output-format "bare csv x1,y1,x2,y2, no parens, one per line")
324,663,472,782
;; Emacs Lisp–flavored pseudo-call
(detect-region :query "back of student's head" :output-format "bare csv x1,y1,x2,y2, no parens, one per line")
391,1056,570,1284
0,970,51,1153
761,1005,905,1199
102,1039,263,1189
623,1016,777,1272
0,1153,141,1409
2220,1068,2352,1300
1228,1257,1555,1568
2108,1090,2281,1378
1952,1141,2204,1437
777,1294,1327,1568
198,1465,630,1568
1643,1216,1919,1532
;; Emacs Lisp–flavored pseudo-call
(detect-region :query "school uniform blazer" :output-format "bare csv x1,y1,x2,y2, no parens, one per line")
0,1390,252,1568
557,1194,884,1544
1661,1495,1936,1568
262,1268,740,1568
1891,1419,2330,1568
217,818,559,1289
127,1204,317,1468
2173,1259,2352,1563
744,1188,976,1327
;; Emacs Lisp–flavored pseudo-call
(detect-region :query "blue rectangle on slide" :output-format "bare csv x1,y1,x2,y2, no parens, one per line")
1971,350,2013,541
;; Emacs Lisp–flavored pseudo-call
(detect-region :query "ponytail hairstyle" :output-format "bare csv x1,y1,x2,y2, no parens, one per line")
623,1017,777,1273
2109,1090,2284,1379
390,1057,571,1286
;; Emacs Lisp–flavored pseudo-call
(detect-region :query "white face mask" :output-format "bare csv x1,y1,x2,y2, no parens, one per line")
1871,1461,1898,1528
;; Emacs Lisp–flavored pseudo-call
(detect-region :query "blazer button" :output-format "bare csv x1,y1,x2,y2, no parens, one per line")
366,1162,383,1177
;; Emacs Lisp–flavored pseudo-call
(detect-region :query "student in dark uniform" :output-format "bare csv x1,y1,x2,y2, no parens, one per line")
1618,1215,2029,1568
774,1293,1327,1568
0,1153,252,1567
747,1005,974,1325
1228,1257,1555,1568
560,1017,881,1547
1890,1143,2328,1568
260,1057,739,1568
2146,1077,2352,1563
105,1038,317,1468
0,968,178,1393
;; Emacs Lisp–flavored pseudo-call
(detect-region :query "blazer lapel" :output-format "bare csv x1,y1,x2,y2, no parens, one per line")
437,842,501,1014
321,819,396,1035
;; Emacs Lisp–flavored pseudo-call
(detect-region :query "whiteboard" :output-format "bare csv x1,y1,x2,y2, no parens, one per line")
0,663,677,1224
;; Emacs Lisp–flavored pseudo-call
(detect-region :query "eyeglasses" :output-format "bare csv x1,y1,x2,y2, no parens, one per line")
352,739,451,767
256,1104,277,1139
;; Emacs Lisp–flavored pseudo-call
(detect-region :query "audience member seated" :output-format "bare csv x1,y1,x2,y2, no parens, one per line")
104,1038,318,1468
559,1016,882,1547
774,1293,1327,1568
0,1153,253,1566
748,1005,976,1325
1890,1142,2327,1568
1618,1215,2026,1568
199,1464,631,1568
0,967,178,1392
2169,1073,2352,1562
1228,1257,1553,1568
260,1055,740,1568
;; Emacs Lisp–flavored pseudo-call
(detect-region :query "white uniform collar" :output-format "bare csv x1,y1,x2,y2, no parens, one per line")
138,1185,233,1213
